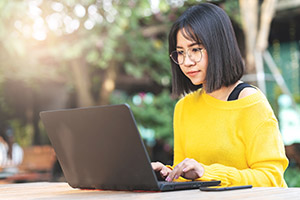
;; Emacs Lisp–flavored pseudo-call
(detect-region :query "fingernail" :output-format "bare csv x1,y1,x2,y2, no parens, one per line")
165,177,171,182
175,175,179,179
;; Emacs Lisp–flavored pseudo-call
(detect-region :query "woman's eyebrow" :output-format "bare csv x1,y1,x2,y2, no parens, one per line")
176,43,201,49
188,43,201,47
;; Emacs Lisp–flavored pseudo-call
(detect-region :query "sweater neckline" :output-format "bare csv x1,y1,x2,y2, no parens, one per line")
200,88,264,110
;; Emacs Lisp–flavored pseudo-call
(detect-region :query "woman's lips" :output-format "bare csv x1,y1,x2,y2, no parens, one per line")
187,70,200,76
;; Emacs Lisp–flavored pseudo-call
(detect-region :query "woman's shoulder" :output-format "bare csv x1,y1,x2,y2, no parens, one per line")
240,88,276,120
238,87,258,99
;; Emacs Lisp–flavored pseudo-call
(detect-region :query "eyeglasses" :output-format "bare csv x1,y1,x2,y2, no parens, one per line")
170,47,204,65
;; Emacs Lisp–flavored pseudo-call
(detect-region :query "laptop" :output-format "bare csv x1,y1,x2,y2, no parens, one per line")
40,104,220,191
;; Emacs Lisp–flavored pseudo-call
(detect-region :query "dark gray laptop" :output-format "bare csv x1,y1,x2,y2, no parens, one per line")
40,104,220,191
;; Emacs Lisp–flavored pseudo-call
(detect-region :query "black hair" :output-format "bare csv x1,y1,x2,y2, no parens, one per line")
169,3,244,96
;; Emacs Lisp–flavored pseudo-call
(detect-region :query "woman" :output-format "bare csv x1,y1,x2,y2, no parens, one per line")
151,3,288,187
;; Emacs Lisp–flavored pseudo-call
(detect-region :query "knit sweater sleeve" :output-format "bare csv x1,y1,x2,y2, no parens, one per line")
199,119,288,187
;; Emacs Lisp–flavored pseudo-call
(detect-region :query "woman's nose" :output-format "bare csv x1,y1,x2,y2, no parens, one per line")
183,54,195,66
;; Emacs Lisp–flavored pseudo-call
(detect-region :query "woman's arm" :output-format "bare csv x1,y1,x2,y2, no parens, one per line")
170,119,288,187
197,119,288,187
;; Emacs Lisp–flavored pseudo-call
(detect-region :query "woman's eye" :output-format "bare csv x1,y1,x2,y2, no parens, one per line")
177,51,184,55
192,48,202,52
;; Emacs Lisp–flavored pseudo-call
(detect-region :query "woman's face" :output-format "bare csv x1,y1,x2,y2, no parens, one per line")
176,29,208,86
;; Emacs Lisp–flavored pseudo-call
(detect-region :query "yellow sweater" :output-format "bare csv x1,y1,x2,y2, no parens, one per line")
173,88,288,187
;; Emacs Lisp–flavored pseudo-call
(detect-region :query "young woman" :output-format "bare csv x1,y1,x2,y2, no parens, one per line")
151,3,288,187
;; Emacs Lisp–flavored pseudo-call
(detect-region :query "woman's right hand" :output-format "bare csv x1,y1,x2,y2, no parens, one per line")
151,161,172,180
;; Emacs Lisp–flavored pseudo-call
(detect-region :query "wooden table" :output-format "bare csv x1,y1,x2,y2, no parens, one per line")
0,182,300,200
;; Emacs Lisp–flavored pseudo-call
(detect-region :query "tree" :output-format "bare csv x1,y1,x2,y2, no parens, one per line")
2,0,259,146
0,0,177,145
239,0,278,92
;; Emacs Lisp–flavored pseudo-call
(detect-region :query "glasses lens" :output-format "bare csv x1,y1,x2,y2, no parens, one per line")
189,48,202,63
170,48,203,65
170,51,180,65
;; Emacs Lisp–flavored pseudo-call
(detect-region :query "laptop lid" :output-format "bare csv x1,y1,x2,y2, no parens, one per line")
40,104,220,191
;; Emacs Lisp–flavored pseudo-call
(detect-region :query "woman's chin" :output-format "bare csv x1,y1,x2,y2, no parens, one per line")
191,80,204,86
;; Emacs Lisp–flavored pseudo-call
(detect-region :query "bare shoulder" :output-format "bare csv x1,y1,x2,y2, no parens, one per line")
238,87,258,99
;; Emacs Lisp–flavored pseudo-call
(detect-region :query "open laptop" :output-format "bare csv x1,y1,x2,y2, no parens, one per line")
40,104,220,191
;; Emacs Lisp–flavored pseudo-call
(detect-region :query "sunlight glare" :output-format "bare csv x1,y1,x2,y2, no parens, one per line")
106,15,115,23
46,13,63,31
103,0,113,12
84,19,95,30
51,2,64,12
89,13,103,24
167,0,185,7
14,21,23,31
32,17,47,40
28,3,42,18
74,4,86,18
33,30,47,41
64,16,80,34
150,0,160,14
88,4,97,15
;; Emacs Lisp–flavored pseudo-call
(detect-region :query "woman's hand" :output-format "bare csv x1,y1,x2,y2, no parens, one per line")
165,158,204,182
151,161,172,179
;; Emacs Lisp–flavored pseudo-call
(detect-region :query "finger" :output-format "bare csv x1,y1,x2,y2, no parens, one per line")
182,164,194,173
166,158,193,181
182,161,204,179
161,166,172,177
161,169,167,177
166,169,183,181
166,158,200,181
151,162,163,171
166,164,186,181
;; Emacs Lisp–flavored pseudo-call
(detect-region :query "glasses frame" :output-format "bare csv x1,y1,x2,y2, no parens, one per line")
170,47,204,65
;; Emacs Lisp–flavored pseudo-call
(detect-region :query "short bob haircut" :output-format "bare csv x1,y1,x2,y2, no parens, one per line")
169,3,244,97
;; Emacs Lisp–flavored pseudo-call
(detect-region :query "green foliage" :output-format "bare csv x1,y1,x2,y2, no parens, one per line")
284,166,300,187
123,31,171,85
0,80,13,124
223,0,242,28
0,0,234,146
10,120,34,147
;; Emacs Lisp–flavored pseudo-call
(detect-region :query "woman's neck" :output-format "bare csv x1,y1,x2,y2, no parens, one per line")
204,81,241,101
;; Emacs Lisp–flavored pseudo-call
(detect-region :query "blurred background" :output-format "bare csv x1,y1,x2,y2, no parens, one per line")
0,0,300,186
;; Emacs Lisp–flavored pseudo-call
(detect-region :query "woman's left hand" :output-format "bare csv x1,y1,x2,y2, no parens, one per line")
165,158,204,182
